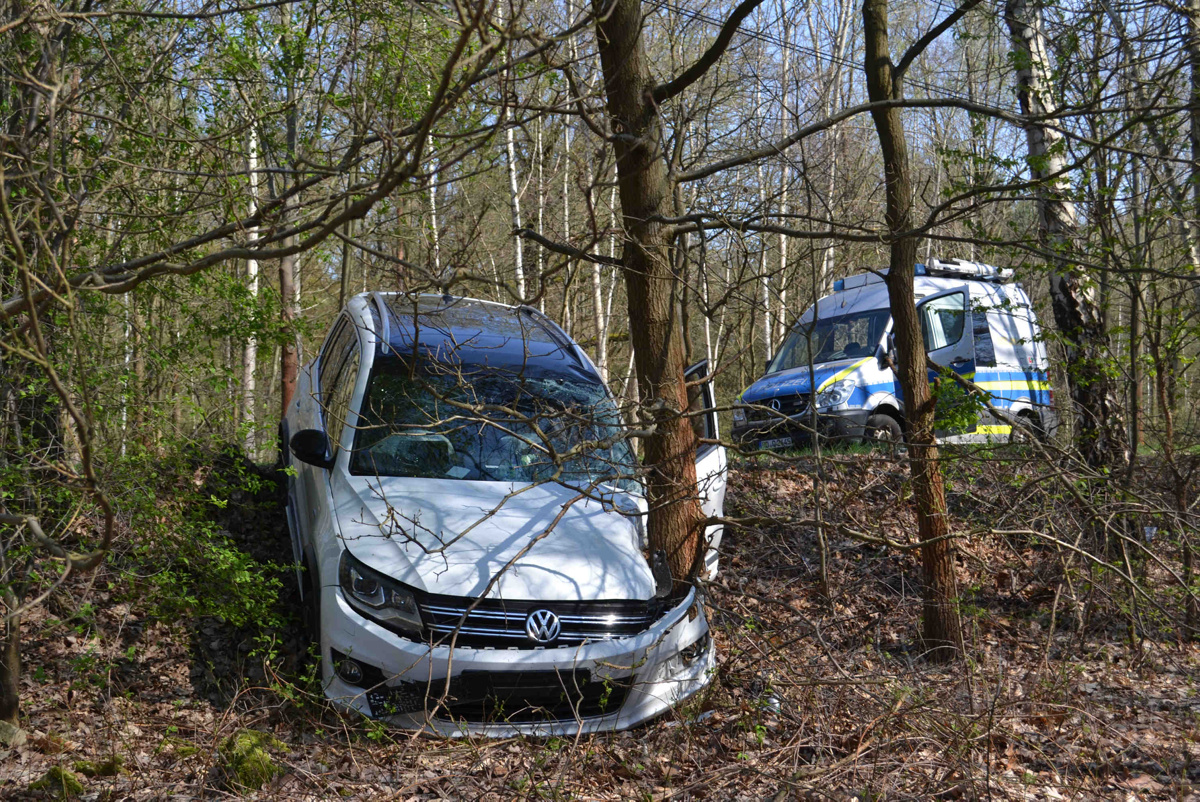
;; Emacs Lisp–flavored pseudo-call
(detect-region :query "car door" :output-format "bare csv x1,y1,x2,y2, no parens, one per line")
685,360,728,578
289,316,357,581
917,286,976,434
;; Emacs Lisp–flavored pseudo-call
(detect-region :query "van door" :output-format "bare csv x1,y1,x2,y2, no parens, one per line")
916,286,976,435
685,360,728,578
917,286,974,374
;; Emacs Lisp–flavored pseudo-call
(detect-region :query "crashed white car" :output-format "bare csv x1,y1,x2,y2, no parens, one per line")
282,293,727,735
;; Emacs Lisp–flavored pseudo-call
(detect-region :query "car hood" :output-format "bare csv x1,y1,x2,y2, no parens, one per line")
331,472,655,602
738,357,869,404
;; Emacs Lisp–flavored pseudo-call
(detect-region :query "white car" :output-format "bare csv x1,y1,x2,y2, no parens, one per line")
282,293,727,735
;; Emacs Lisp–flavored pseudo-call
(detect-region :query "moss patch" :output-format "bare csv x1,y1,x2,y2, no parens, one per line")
218,729,286,791
73,755,125,777
29,766,84,798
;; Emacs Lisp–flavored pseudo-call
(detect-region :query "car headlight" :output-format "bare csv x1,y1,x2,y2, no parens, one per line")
732,406,746,425
816,379,856,409
338,551,423,637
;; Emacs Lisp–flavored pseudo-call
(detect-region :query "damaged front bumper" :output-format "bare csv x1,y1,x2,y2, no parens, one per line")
319,586,715,736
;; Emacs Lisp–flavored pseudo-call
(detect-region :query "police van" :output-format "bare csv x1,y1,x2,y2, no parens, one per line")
731,258,1057,449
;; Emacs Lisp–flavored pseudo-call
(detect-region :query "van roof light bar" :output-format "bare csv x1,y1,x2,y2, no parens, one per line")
925,258,1013,282
831,259,1013,291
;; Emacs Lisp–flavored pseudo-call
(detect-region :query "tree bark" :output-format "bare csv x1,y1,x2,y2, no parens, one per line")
244,126,260,457
0,601,16,726
279,244,298,420
592,0,704,582
1005,0,1127,468
863,0,964,660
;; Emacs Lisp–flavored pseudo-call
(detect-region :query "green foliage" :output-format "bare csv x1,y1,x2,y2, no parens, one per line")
29,766,84,798
931,371,984,433
218,729,286,791
73,755,125,778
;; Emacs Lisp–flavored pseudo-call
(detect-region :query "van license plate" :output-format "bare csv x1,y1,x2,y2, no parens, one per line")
759,437,793,450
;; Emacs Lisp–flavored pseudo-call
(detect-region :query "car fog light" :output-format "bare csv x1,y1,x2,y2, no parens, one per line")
337,657,365,686
679,631,711,664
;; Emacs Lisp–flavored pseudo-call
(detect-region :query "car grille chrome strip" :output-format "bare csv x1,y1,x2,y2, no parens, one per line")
417,598,663,648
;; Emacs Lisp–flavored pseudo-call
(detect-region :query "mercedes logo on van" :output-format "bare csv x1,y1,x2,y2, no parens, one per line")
769,398,781,411
525,609,561,643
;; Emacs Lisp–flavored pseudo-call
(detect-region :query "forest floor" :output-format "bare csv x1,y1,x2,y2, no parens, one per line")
3,449,1199,800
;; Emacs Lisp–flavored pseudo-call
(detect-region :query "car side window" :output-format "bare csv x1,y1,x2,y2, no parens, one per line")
325,349,360,452
685,362,718,457
920,293,966,352
319,318,354,393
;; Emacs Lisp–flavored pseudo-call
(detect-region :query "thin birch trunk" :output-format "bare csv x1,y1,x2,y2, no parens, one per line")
244,125,260,457
500,2,525,298
536,118,545,307
1100,0,1200,302
776,5,791,341
1005,0,1127,467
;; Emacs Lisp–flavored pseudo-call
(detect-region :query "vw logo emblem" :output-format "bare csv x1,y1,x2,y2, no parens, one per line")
525,609,561,643
769,398,781,412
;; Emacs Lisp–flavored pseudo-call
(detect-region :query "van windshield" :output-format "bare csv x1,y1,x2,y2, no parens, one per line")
768,309,891,374
350,360,638,489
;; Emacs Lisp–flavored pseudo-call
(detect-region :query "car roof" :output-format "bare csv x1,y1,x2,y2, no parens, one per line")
363,293,602,384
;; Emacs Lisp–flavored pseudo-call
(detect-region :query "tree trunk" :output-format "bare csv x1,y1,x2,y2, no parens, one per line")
592,0,704,582
1005,0,1127,468
279,245,298,420
0,597,16,726
1189,0,1200,311
244,126,260,457
863,0,964,660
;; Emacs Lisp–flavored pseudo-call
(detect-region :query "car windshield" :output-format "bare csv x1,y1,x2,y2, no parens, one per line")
767,308,891,374
350,360,638,489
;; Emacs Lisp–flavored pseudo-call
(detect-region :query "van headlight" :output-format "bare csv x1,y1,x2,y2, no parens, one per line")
732,406,747,425
816,379,856,409
339,551,423,637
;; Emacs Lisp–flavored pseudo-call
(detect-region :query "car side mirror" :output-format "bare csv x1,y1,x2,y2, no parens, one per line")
880,333,897,368
290,429,334,469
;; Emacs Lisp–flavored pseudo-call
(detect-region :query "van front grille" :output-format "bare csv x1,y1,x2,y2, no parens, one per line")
745,395,809,422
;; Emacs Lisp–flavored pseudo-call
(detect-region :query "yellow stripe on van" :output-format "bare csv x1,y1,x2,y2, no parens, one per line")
976,425,1012,435
817,357,873,391
975,380,1052,392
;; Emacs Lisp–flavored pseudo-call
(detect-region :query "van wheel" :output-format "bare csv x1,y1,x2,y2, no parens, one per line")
864,414,903,445
1009,412,1044,444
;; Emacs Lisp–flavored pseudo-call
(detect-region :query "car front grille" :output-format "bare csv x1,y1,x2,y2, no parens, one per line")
418,595,665,648
366,668,631,723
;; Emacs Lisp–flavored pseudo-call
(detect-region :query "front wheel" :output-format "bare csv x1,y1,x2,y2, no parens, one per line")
864,413,903,445
1008,412,1045,444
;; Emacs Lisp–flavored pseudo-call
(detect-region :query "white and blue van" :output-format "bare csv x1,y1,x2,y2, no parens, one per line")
731,258,1058,449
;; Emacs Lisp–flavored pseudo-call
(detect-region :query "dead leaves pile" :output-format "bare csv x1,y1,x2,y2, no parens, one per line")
2,454,1198,800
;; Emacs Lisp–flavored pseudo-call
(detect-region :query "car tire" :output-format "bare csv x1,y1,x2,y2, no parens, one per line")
864,413,903,445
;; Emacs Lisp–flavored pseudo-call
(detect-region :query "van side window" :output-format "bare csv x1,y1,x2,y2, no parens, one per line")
919,293,966,352
973,311,997,368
